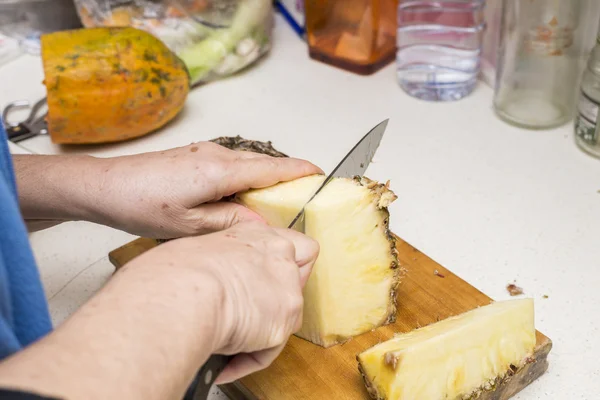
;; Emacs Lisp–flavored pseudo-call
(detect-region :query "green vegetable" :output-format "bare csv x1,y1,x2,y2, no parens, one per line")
178,0,272,82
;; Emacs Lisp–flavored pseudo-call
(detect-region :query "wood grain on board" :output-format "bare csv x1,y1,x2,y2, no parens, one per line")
108,235,552,400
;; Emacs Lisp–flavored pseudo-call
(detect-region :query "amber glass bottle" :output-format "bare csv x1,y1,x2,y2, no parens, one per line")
305,0,399,75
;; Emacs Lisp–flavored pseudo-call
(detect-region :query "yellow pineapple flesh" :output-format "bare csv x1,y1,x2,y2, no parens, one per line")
357,298,537,400
236,174,400,348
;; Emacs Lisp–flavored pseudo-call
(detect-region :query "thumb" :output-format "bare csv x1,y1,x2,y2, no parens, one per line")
190,202,266,233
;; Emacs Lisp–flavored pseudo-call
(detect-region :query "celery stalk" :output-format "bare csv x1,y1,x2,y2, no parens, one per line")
178,0,272,82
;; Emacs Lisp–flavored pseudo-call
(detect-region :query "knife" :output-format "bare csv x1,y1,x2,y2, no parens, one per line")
287,118,389,229
184,118,389,400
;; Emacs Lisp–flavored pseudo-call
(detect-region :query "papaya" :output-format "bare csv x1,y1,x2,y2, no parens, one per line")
40,27,190,144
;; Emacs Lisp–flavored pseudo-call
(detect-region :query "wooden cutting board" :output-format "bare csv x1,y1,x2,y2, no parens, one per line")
108,235,552,400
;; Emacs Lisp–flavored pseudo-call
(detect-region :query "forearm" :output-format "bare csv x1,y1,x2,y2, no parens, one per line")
24,220,64,232
13,155,106,229
0,259,223,400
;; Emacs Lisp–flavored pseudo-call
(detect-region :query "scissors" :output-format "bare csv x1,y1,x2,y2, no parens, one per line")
2,97,48,143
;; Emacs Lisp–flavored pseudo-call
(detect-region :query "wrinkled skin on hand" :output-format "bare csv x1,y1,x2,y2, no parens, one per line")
92,142,323,239
9,139,324,396
128,221,320,384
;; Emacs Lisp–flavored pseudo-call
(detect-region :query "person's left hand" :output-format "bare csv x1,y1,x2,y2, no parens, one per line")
81,142,322,238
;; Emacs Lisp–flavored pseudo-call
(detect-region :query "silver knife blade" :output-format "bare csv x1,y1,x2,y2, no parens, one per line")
288,118,389,229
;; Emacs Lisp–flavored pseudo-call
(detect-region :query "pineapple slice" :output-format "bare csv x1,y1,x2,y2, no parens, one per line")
236,174,400,348
357,298,536,400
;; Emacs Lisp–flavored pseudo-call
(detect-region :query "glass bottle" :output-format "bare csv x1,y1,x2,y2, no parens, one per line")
575,26,600,159
493,0,598,129
304,0,398,75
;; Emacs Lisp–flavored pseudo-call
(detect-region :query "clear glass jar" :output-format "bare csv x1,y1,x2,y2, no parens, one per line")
73,0,274,86
575,29,600,159
493,0,599,129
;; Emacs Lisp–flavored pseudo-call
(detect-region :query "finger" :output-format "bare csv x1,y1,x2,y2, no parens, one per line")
214,344,286,385
274,229,319,266
188,202,267,234
273,229,319,288
221,157,324,196
234,150,270,159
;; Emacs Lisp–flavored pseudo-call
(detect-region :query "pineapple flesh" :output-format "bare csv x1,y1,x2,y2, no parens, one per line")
236,174,400,348
357,298,536,400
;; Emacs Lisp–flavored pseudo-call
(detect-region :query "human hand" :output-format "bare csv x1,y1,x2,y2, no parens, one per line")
86,142,322,238
0,220,318,400
129,221,319,384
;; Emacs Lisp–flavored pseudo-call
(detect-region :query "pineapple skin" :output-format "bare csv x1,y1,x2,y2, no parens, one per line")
357,299,537,400
236,174,402,348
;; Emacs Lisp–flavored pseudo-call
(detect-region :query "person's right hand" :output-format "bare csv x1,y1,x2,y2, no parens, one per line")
0,222,317,400
130,220,319,384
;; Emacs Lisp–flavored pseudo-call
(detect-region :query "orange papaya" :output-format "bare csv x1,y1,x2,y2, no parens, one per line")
40,27,190,144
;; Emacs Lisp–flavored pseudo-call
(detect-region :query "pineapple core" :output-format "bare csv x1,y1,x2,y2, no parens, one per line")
237,174,400,348
358,298,536,400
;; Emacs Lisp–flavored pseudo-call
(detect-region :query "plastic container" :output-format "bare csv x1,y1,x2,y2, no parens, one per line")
73,0,274,86
396,0,485,102
304,0,398,75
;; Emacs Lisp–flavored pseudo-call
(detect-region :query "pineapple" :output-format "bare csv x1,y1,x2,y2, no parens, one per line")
236,174,400,348
357,298,537,400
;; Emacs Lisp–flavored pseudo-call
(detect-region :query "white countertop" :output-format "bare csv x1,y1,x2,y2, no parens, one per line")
3,13,600,400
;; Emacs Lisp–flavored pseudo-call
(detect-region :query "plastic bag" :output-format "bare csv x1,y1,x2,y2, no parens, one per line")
73,0,273,85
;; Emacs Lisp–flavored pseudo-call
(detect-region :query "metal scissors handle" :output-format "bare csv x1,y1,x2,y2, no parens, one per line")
2,97,48,143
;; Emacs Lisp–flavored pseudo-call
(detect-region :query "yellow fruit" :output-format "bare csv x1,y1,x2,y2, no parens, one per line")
40,27,190,144
237,174,400,347
357,298,536,400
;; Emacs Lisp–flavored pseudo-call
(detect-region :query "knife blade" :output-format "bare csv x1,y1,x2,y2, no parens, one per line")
185,118,389,400
287,118,389,229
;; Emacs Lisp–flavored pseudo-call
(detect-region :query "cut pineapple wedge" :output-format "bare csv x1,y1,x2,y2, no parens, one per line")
357,298,536,400
236,174,400,348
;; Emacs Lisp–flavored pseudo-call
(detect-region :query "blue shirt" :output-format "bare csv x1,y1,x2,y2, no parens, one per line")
0,122,52,360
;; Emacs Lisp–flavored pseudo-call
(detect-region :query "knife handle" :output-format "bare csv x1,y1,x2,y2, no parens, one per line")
184,354,234,400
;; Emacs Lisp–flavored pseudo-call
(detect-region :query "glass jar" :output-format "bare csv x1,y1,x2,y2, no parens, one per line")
73,0,274,86
575,26,600,159
493,0,599,129
304,0,398,75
